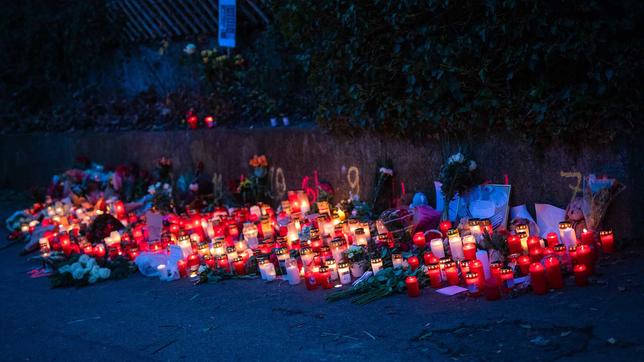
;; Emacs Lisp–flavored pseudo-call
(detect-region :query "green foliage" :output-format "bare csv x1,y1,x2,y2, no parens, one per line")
268,0,643,144
0,0,120,123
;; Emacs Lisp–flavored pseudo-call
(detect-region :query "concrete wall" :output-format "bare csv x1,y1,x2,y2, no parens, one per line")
1,129,640,238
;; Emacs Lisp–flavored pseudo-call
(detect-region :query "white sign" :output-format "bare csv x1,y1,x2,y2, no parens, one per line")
218,0,236,48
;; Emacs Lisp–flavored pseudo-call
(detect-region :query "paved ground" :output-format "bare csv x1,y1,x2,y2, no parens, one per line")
0,191,643,361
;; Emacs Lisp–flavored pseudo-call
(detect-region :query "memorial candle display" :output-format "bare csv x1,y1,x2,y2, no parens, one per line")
468,219,482,241
529,262,547,295
462,242,477,262
576,245,593,273
316,266,332,289
599,230,615,253
490,261,502,283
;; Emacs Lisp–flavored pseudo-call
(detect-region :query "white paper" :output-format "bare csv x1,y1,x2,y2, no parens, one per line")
436,285,468,296
535,204,565,238
510,204,536,223
145,211,163,242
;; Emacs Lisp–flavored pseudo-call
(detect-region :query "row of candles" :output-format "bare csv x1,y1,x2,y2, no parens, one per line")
29,191,615,299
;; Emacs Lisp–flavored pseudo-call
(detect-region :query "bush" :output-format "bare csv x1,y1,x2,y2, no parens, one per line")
269,0,643,144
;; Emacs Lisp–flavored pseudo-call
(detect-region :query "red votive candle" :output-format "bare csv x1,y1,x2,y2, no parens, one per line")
83,244,94,256
407,256,420,271
576,245,593,273
581,229,595,245
599,231,615,253
232,257,246,275
500,267,514,291
465,272,480,296
413,232,426,248
93,244,106,258
463,242,477,261
490,261,503,283
304,270,318,290
529,247,543,263
529,262,548,295
574,264,589,286
439,220,452,237
568,246,578,265
471,259,485,287
544,256,563,289
423,251,439,265
527,236,542,252
517,255,531,275
507,235,523,255
187,254,201,276
445,261,460,286
317,266,333,289
546,232,559,248
177,260,188,278
406,276,420,297
484,279,501,301
427,264,442,288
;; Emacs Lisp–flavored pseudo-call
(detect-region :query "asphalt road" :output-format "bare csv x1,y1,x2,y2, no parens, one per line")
0,192,642,361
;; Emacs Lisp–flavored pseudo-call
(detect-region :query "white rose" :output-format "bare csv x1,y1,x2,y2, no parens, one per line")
59,265,71,273
91,265,100,275
468,160,477,171
453,153,465,163
98,268,111,279
183,43,197,55
79,254,90,264
71,262,82,271
72,268,86,280
148,185,156,195
88,275,98,284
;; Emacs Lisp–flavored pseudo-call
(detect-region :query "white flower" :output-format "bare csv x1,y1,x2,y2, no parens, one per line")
59,265,71,273
98,268,111,279
163,183,170,190
468,160,477,171
148,185,156,195
447,153,465,164
379,167,394,176
189,183,199,192
183,43,197,55
198,265,208,274
91,265,100,275
88,275,98,284
72,268,86,280
79,254,90,264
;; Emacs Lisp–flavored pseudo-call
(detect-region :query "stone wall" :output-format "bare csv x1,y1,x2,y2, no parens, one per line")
1,129,640,238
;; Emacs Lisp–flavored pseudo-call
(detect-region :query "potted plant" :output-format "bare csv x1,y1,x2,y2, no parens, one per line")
344,245,367,278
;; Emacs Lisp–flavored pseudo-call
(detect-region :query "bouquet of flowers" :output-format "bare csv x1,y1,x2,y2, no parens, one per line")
344,245,367,263
249,154,268,177
51,254,111,287
581,174,625,231
438,152,480,219
148,182,174,213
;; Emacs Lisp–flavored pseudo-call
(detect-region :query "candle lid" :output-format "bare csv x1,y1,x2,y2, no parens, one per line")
599,230,613,236
465,272,478,279
558,221,572,229
338,262,349,268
